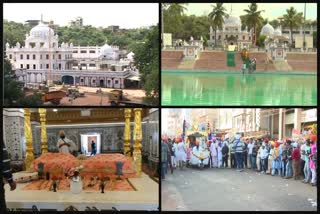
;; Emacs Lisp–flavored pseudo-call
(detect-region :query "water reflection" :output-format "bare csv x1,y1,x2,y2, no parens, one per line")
162,72,317,106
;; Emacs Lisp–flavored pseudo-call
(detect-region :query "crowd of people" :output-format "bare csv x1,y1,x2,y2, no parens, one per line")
161,134,317,187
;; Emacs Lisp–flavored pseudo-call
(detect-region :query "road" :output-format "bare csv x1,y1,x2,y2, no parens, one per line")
162,167,317,211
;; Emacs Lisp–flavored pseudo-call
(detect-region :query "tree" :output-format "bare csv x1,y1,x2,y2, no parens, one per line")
243,3,264,46
163,3,187,38
133,25,159,105
3,58,24,105
256,34,267,47
283,7,303,46
208,3,227,47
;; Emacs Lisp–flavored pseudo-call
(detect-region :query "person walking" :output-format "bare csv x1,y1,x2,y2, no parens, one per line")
91,140,96,156
260,144,268,174
247,139,254,169
167,138,173,174
161,139,169,180
234,134,245,172
222,142,229,168
229,141,235,168
176,137,187,170
243,139,248,168
251,142,258,170
292,143,301,180
309,135,317,186
172,139,178,168
217,140,223,168
300,140,306,178
210,140,218,168
280,140,287,177
302,139,311,183
256,142,262,172
284,140,293,179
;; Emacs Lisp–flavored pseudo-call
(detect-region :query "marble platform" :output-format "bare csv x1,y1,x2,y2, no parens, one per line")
5,172,159,211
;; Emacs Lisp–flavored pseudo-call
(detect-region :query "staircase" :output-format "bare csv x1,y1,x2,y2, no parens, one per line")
274,60,292,71
178,58,196,69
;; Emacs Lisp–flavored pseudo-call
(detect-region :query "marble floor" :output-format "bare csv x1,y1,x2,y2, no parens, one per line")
5,172,159,211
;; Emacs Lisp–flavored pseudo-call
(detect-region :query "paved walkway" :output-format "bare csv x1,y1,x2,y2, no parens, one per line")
162,167,317,211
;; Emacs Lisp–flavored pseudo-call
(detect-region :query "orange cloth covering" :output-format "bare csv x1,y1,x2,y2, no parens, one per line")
32,153,136,179
82,154,136,178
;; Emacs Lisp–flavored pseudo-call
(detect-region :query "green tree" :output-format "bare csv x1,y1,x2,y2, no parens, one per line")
163,3,187,38
243,3,264,46
133,25,159,105
283,7,303,46
3,58,24,105
256,34,267,47
208,3,227,47
269,19,280,28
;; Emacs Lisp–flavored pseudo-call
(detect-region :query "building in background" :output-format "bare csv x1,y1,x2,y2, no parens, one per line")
5,21,140,89
69,17,83,28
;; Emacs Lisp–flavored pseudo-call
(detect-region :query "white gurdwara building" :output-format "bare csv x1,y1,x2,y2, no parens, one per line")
208,14,253,49
5,22,139,89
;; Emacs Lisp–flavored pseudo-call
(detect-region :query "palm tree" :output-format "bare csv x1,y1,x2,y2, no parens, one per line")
164,3,187,38
208,3,227,47
243,3,264,46
167,3,187,18
283,7,303,46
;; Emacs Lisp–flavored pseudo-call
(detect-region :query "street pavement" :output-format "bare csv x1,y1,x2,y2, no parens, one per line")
161,167,317,211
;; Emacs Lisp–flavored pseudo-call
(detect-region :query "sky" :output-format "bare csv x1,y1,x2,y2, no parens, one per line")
3,3,159,28
162,109,169,133
183,3,317,20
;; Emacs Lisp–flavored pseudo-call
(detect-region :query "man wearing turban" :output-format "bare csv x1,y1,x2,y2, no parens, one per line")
175,137,187,169
57,130,77,155
309,135,317,186
210,139,218,168
271,141,281,176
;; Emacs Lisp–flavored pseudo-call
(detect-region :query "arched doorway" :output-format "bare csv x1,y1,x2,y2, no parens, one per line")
62,75,74,85
100,79,104,87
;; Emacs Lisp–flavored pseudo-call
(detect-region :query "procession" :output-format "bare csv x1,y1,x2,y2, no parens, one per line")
162,135,317,185
161,108,317,211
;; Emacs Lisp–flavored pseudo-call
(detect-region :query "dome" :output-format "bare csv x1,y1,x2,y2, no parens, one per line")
30,22,54,40
273,28,282,37
99,43,114,59
261,23,275,36
224,15,241,27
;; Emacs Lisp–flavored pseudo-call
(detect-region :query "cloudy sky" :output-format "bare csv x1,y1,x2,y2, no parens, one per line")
3,3,159,28
183,3,317,20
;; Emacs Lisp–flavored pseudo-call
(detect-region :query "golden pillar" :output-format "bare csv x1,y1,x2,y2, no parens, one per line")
38,108,48,154
24,108,34,172
124,108,132,157
133,108,142,176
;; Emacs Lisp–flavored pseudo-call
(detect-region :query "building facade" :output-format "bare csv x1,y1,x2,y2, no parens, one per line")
5,22,139,89
208,15,252,50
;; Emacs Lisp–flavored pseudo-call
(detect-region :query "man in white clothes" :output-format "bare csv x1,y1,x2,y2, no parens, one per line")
57,130,77,155
247,139,254,169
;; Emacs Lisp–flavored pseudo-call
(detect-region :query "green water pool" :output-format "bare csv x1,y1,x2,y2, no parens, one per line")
162,71,317,106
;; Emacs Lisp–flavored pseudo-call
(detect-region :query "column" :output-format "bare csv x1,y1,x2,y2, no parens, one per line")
279,108,283,140
73,75,76,86
124,109,132,157
24,108,34,172
294,108,301,132
133,108,142,176
38,108,48,154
